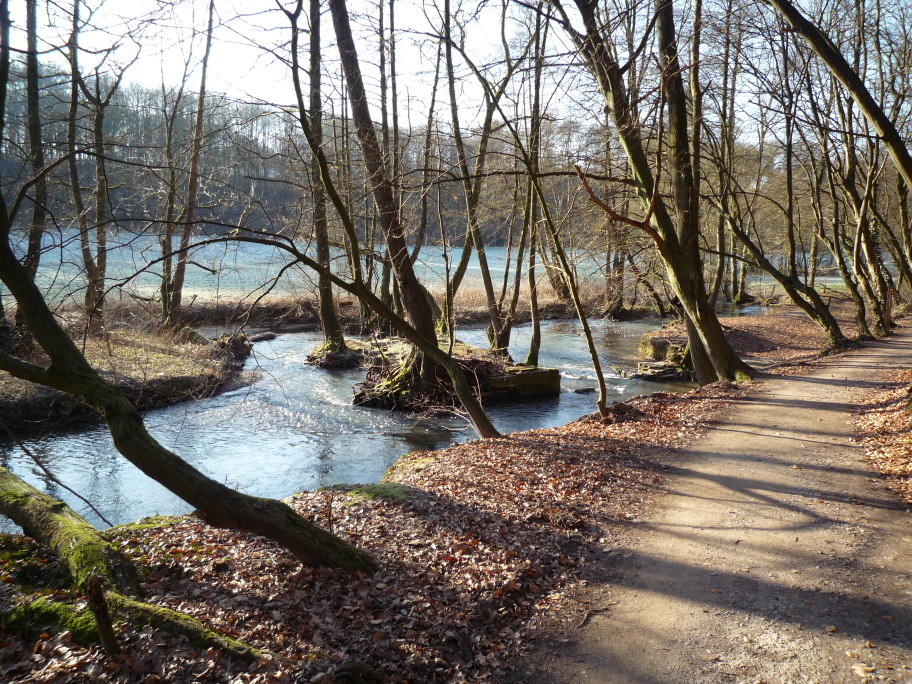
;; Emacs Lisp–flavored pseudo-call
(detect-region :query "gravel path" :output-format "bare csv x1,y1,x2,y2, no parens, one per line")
520,330,912,683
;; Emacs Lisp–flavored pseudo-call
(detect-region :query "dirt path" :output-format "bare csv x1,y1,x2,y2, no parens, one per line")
520,331,912,683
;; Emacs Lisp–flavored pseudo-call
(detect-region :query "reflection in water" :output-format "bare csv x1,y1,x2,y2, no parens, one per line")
0,318,694,529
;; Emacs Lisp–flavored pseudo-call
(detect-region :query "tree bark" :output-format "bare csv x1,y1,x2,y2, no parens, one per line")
561,0,751,383
765,0,912,191
0,212,375,571
329,0,441,387
309,0,347,353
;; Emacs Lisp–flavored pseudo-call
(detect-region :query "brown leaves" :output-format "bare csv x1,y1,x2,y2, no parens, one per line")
852,370,912,507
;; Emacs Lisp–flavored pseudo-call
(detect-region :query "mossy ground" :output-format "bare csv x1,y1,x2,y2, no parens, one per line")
323,483,418,504
383,453,438,479
306,338,373,369
105,515,183,535
1,596,99,645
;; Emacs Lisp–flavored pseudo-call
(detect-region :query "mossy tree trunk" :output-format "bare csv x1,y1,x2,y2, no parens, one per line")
0,467,262,660
0,468,138,594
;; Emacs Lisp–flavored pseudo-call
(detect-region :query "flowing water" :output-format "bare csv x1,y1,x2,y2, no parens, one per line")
0,231,766,530
0,318,696,530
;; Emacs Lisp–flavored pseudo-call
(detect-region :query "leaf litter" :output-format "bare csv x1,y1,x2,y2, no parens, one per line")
0,382,745,682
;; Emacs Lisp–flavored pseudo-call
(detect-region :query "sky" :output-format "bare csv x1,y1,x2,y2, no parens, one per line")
10,0,526,122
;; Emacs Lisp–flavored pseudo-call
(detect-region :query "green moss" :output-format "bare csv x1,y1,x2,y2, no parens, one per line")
735,370,752,383
307,339,371,369
46,517,110,590
106,515,183,535
107,592,261,661
1,597,99,644
323,483,417,504
384,454,437,480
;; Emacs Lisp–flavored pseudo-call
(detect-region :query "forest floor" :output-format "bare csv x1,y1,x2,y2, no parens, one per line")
1,303,911,681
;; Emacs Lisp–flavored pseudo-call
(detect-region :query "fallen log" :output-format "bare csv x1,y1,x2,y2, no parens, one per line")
0,467,261,661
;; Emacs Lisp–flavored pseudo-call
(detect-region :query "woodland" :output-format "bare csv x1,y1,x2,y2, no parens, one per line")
0,0,912,678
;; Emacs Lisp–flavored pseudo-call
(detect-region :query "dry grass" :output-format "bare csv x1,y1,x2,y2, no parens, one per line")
0,326,241,433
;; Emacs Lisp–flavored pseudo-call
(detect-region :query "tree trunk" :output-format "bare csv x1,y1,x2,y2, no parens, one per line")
328,0,440,385
166,0,215,325
22,0,46,280
0,467,263,659
0,221,375,571
309,0,347,354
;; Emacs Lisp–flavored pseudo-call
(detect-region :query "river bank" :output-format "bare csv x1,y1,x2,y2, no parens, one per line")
0,293,655,434
0,303,879,681
0,329,252,434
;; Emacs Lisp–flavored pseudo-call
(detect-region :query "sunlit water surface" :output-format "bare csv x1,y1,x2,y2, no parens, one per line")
0,318,701,530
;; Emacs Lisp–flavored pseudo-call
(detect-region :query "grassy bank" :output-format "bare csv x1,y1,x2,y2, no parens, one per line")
0,327,250,434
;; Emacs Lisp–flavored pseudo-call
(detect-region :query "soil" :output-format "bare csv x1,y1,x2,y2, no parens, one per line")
512,327,912,683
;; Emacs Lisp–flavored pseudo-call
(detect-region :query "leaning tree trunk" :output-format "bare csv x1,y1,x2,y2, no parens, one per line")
329,0,440,389
0,213,375,571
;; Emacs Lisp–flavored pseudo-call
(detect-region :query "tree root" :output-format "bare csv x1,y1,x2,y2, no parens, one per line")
306,339,370,369
0,590,262,662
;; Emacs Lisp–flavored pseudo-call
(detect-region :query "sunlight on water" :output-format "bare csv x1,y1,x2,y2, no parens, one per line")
0,319,694,530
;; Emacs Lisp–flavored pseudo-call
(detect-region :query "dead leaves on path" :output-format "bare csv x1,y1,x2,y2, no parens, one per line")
853,372,912,508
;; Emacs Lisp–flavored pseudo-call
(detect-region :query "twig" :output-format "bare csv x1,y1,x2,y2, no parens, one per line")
576,605,616,628
573,165,665,248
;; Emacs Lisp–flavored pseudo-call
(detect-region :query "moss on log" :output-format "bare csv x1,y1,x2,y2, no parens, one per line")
105,592,262,662
0,588,263,661
0,468,138,594
1,595,99,644
0,471,264,660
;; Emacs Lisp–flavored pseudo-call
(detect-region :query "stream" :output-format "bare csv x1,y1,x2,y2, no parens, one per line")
0,317,698,530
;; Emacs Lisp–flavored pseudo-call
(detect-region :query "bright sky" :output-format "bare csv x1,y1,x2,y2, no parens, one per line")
11,0,531,122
